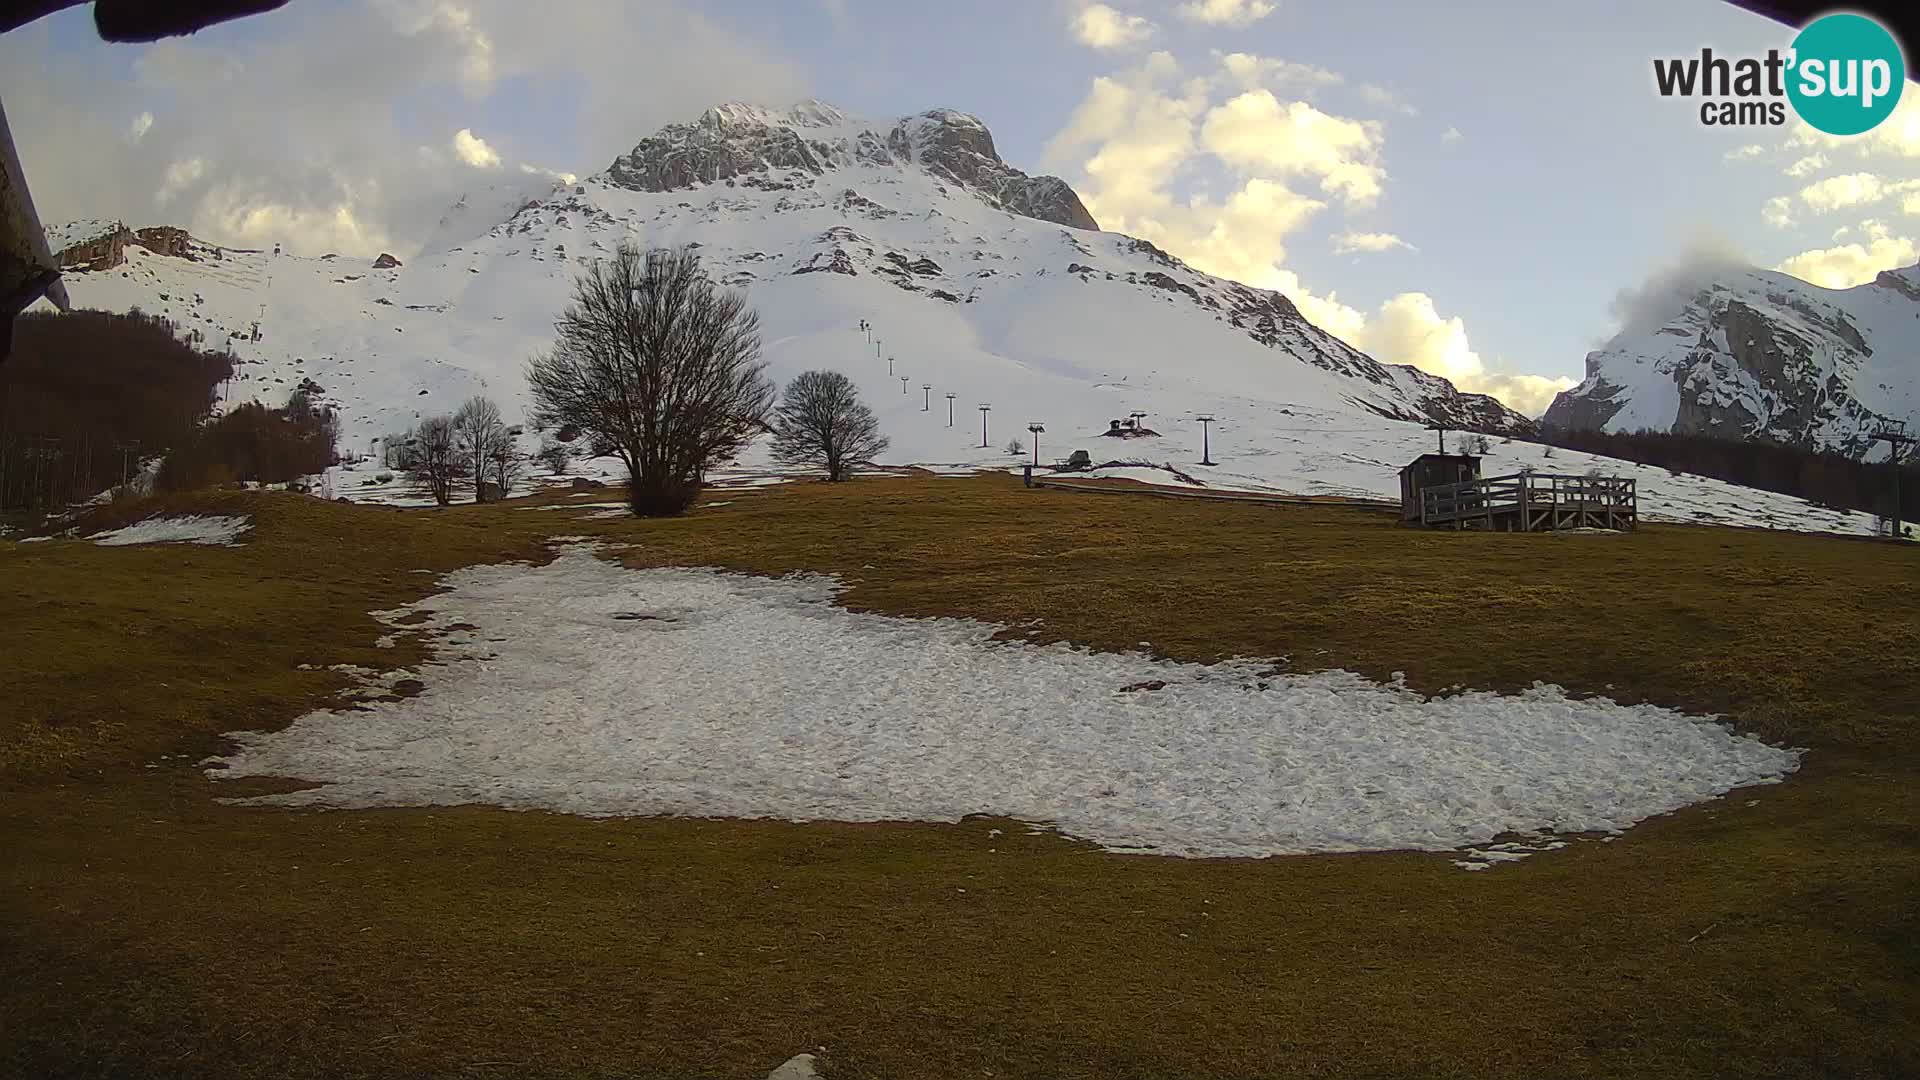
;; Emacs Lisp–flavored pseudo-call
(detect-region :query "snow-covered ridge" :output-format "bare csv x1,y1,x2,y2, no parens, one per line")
600,98,1101,233
1546,260,1920,458
44,219,121,252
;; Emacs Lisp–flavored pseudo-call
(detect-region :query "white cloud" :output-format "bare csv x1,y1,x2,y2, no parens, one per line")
1046,51,1564,414
1071,3,1157,50
156,157,206,204
1799,172,1888,212
1783,152,1827,178
1905,193,1920,217
1213,51,1341,93
1762,196,1795,229
1176,0,1277,26
1723,144,1764,161
1604,233,1751,340
0,1,805,258
127,111,153,142
520,162,579,185
1316,289,1571,415
452,127,502,168
1441,125,1463,144
1356,83,1417,117
1332,230,1413,255
1199,91,1385,206
1775,220,1918,288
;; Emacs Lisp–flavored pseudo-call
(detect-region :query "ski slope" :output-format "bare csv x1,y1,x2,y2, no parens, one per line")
37,100,1891,534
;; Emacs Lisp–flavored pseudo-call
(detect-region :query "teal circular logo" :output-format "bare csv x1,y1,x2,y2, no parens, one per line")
1786,13,1906,136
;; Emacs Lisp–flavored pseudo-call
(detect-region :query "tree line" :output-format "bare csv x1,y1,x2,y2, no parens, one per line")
1532,425,1918,520
155,388,339,493
0,309,231,513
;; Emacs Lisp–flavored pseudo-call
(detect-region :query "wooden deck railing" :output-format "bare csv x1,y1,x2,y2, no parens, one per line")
1420,472,1636,531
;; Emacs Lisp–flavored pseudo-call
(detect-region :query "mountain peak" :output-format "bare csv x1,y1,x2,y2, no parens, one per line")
599,100,1099,232
697,99,851,131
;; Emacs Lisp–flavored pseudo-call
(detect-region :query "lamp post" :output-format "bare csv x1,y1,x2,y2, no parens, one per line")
888,356,894,376
1028,423,1045,467
922,384,932,411
1197,414,1216,466
946,393,957,427
900,375,910,395
978,403,991,448
1130,410,1147,432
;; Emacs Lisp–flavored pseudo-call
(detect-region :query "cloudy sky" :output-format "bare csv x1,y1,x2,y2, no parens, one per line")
2,0,1916,414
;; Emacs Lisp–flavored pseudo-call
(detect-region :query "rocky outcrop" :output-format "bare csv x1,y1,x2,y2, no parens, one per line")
1873,265,1920,301
132,226,192,259
54,223,199,270
54,224,130,270
373,252,402,269
600,100,1100,232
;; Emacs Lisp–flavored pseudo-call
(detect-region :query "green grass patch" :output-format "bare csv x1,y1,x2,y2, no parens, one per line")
3,475,1918,1079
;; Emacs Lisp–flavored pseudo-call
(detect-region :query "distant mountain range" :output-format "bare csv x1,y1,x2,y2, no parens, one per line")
1546,261,1920,460
32,98,1893,533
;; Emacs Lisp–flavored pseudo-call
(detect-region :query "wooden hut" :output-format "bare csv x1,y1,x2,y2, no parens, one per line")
1398,453,1481,522
1400,453,1638,532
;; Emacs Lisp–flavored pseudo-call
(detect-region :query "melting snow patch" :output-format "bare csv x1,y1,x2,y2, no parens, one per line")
91,514,252,547
206,547,1800,859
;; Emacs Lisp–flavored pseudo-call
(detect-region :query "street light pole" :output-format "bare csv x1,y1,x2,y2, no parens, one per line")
946,393,957,427
922,384,932,411
901,375,910,394
1197,415,1216,466
979,404,991,448
888,356,894,376
1028,423,1045,467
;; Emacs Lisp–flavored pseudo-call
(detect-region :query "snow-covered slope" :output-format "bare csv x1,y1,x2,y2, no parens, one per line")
1546,263,1920,458
34,100,1890,534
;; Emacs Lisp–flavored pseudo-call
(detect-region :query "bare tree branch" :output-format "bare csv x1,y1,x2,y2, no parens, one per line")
526,244,772,516
770,370,889,482
405,414,468,507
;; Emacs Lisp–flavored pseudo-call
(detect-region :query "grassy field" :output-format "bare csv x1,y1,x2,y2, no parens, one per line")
3,474,1918,1080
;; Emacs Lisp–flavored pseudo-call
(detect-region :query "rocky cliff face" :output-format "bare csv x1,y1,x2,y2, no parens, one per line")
1544,262,1920,458
602,100,1100,232
50,222,199,270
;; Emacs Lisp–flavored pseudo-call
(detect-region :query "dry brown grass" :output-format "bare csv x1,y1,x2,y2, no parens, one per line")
3,474,1918,1080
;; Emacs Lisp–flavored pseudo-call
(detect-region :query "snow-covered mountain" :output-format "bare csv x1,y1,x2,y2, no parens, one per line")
1545,262,1920,458
31,99,1895,533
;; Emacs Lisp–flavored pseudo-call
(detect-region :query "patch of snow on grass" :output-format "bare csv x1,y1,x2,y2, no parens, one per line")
207,547,1800,860
91,514,252,547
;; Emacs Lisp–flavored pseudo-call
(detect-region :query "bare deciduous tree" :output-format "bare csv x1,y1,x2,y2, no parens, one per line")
535,437,571,475
406,414,467,507
453,395,514,503
526,244,773,516
769,370,888,482
486,441,525,499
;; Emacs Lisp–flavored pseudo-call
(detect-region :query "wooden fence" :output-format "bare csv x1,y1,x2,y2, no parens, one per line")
1419,471,1636,532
